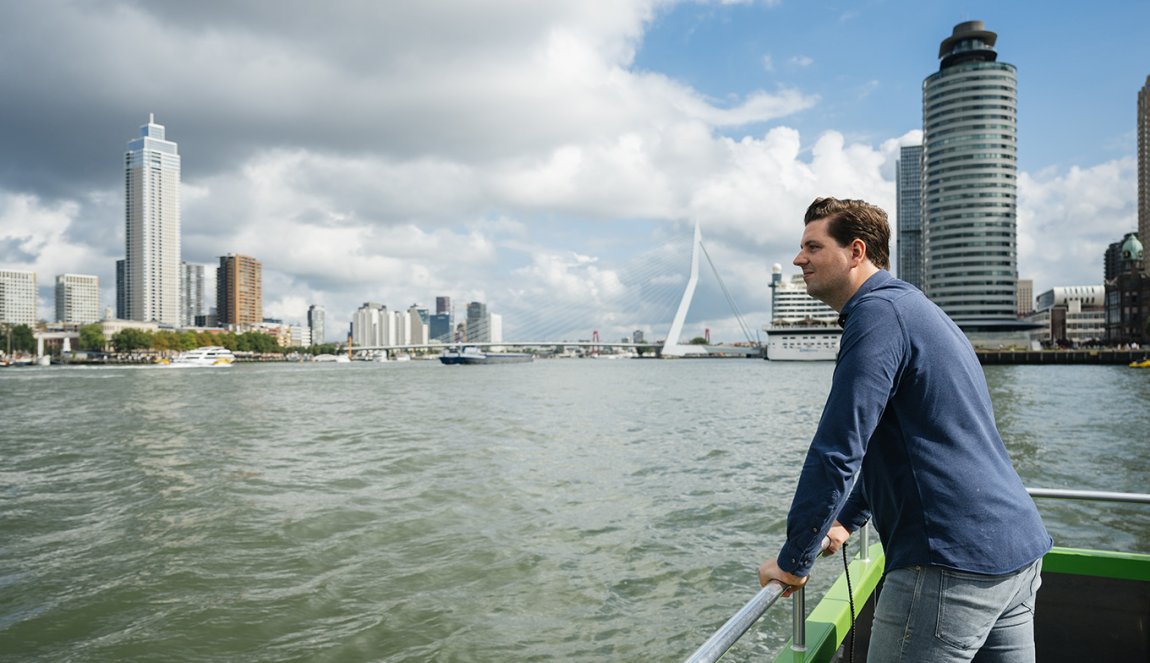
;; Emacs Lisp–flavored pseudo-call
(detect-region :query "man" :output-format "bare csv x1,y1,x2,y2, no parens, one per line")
758,197,1051,662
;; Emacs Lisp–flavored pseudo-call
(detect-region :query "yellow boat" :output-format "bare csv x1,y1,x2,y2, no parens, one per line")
1128,358,1150,368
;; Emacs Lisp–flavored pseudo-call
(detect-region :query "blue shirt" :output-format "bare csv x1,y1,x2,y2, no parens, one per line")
777,271,1051,576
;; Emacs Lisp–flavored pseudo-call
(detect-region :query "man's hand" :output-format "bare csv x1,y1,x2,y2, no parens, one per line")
822,520,851,556
758,558,808,598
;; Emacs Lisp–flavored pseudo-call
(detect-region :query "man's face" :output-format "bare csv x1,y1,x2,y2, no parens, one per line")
793,217,855,309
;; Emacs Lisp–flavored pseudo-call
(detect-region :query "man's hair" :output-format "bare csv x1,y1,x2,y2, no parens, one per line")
803,197,891,270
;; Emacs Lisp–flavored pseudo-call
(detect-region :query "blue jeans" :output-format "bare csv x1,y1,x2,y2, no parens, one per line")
867,558,1043,662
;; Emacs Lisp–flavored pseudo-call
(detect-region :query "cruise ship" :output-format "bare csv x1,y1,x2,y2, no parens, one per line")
763,265,841,361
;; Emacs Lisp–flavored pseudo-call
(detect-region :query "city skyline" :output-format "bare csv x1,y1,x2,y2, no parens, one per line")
1,2,1148,341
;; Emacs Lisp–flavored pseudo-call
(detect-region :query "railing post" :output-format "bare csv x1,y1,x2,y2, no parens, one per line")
791,585,806,656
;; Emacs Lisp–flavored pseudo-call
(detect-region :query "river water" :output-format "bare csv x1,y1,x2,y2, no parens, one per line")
2,360,1147,662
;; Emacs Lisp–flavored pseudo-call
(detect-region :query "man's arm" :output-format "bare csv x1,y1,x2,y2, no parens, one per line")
768,299,905,577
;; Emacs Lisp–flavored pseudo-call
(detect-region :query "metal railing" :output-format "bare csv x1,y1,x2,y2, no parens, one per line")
683,535,841,663
683,487,1150,663
1026,487,1150,504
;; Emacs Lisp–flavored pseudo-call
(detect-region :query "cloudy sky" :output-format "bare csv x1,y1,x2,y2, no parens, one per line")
2,0,1147,343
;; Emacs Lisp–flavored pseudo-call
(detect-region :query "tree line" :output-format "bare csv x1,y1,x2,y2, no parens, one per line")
1,323,340,357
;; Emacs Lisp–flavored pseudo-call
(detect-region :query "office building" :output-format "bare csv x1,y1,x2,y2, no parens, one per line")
1028,286,1105,347
1016,279,1033,316
922,21,1019,333
430,295,452,343
115,259,126,319
124,114,181,324
1139,75,1150,275
55,274,100,324
0,269,37,326
896,144,925,289
216,254,262,327
308,305,325,345
466,301,489,343
407,304,429,345
180,262,205,327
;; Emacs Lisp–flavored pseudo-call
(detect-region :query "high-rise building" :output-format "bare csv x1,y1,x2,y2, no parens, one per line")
466,301,489,342
896,144,925,289
124,114,181,324
216,254,262,327
115,259,127,320
922,21,1019,332
436,296,451,315
0,269,37,326
1139,76,1150,275
308,305,325,345
55,274,100,324
180,262,204,328
407,304,429,345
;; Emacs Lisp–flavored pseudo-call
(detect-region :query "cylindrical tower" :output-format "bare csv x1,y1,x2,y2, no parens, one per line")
922,21,1018,329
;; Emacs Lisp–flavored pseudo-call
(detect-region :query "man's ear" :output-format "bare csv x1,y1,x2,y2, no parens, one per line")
850,238,867,265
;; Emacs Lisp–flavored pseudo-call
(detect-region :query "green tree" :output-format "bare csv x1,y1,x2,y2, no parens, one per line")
78,323,106,351
153,330,179,352
689,336,710,345
2,324,36,353
111,328,152,353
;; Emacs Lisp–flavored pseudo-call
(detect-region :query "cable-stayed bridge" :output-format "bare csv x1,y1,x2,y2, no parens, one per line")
350,222,764,358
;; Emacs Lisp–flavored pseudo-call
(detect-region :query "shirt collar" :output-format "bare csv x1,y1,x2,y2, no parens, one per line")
837,270,892,327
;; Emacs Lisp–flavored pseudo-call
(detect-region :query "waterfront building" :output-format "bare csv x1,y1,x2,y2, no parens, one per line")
1028,285,1105,347
115,259,126,319
1139,75,1150,275
896,144,925,289
407,305,429,345
351,302,386,348
216,254,262,327
291,325,312,348
1104,232,1150,345
180,262,205,328
1016,278,1033,316
431,295,452,343
55,274,100,324
466,301,490,343
124,114,181,324
308,304,325,345
922,21,1020,335
429,313,452,343
0,269,37,326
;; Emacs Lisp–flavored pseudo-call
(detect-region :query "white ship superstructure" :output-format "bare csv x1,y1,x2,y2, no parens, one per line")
764,264,841,361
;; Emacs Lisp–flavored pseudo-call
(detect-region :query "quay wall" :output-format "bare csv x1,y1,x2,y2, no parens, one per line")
977,350,1148,365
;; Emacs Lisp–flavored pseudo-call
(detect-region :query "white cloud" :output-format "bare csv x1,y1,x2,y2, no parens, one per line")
1017,158,1137,294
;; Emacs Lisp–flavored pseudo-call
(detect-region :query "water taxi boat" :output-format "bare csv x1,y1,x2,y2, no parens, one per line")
169,346,236,367
685,488,1150,662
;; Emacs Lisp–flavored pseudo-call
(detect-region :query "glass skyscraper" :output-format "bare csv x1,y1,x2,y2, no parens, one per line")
896,144,924,290
922,21,1018,331
124,114,181,324
1138,75,1150,275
